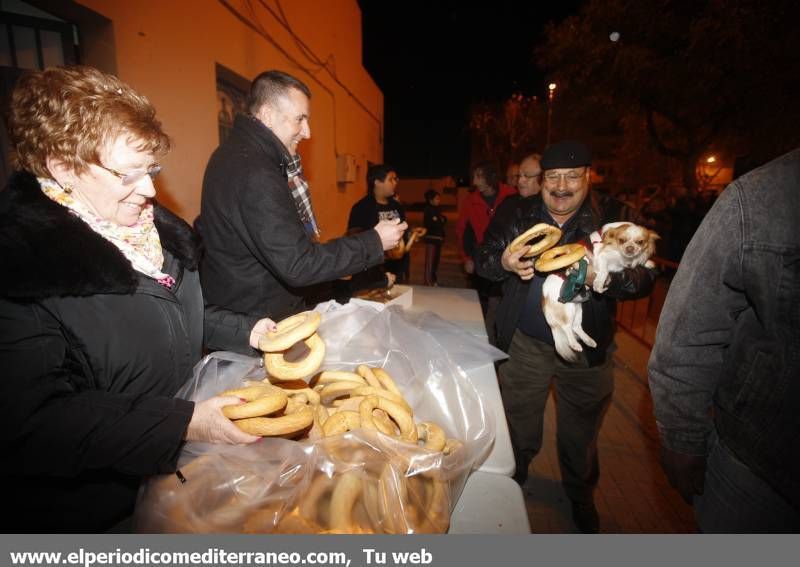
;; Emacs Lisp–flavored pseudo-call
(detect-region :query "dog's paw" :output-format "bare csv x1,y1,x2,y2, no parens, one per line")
592,276,609,294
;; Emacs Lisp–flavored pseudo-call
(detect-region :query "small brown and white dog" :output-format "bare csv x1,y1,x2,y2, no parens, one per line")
590,222,659,294
542,222,659,362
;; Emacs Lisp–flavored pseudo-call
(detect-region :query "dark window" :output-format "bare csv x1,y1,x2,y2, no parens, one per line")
215,63,250,145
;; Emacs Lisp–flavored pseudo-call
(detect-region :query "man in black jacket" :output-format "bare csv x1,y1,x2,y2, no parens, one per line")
200,71,406,345
476,141,656,533
649,149,800,532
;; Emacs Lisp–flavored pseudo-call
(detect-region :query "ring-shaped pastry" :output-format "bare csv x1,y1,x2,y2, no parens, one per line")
534,243,586,272
359,395,417,442
220,385,288,420
233,406,314,437
264,333,326,381
356,365,384,389
506,223,562,258
328,472,363,533
318,381,366,405
316,370,367,386
372,367,402,396
259,311,321,352
404,227,427,254
322,410,362,436
416,421,447,452
352,386,413,415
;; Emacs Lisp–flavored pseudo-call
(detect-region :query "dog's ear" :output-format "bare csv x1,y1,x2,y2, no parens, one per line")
643,229,659,257
603,226,622,243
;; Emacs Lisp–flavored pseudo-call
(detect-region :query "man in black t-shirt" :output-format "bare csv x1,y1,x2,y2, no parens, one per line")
348,164,408,285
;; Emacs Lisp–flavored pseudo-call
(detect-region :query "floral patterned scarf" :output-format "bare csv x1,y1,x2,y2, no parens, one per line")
39,177,175,288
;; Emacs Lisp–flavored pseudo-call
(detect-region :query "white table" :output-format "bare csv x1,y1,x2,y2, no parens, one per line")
405,286,530,533
408,286,490,340
408,286,515,477
449,472,530,534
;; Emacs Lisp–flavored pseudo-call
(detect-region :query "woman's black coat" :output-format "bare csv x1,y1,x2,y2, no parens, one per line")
0,172,236,532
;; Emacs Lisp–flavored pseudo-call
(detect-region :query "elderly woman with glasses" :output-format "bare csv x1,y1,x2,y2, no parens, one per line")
0,66,276,532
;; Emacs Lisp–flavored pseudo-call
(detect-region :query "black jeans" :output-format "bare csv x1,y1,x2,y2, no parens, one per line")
424,241,442,286
499,330,614,503
695,432,800,533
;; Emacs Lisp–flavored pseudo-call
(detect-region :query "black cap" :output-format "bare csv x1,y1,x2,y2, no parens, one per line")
540,141,592,170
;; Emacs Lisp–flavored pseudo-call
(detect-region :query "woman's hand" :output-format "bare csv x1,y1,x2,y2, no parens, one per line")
502,246,535,280
185,396,260,444
249,317,278,349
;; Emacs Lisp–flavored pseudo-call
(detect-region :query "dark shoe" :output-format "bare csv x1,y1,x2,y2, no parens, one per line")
571,500,599,534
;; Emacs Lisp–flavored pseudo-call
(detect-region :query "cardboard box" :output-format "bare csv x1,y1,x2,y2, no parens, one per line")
353,284,413,309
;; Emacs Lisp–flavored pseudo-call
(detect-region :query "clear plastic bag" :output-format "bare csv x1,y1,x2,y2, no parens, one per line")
134,303,500,533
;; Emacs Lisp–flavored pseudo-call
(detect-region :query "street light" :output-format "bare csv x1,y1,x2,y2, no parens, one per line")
546,82,557,146
698,155,722,189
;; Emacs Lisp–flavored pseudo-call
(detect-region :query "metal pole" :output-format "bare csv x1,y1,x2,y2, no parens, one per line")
546,83,557,146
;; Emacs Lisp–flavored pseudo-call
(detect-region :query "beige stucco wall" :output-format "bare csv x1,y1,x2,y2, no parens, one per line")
77,0,383,238
397,177,459,207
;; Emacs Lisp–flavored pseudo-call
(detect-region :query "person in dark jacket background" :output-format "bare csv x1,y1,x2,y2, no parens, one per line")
347,164,406,287
457,161,517,342
200,71,406,336
649,148,800,532
0,66,272,532
423,189,447,286
476,141,656,533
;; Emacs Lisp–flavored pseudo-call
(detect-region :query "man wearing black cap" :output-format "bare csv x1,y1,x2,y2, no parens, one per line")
476,140,656,533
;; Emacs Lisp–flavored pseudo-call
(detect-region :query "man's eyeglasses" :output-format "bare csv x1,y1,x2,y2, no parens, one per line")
542,169,586,186
97,163,162,186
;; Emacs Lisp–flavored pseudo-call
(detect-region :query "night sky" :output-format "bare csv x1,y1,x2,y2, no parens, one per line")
359,0,584,179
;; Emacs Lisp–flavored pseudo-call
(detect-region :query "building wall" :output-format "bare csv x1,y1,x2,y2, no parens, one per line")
77,0,383,238
396,176,459,207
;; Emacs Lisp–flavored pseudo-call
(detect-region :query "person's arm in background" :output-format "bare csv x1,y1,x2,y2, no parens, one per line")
204,305,260,354
204,305,278,355
648,185,746,503
597,264,657,300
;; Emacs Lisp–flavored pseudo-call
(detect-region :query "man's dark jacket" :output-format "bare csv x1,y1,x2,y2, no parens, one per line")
200,115,384,335
476,190,656,366
0,172,209,532
649,148,800,510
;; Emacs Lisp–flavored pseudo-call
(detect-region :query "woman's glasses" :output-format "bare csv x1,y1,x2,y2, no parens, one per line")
97,163,162,186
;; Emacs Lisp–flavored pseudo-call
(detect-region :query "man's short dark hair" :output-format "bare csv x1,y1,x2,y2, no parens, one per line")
367,164,395,195
471,160,499,188
424,189,439,203
248,70,311,115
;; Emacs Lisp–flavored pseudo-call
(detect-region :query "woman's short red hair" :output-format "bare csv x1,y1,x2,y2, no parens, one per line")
9,65,170,178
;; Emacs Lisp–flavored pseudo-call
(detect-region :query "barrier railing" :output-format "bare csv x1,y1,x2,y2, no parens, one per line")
615,256,679,349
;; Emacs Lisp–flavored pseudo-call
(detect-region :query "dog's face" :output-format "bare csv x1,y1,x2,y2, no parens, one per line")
602,223,659,263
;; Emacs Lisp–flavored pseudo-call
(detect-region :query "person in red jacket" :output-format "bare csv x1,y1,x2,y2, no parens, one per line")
456,161,517,342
